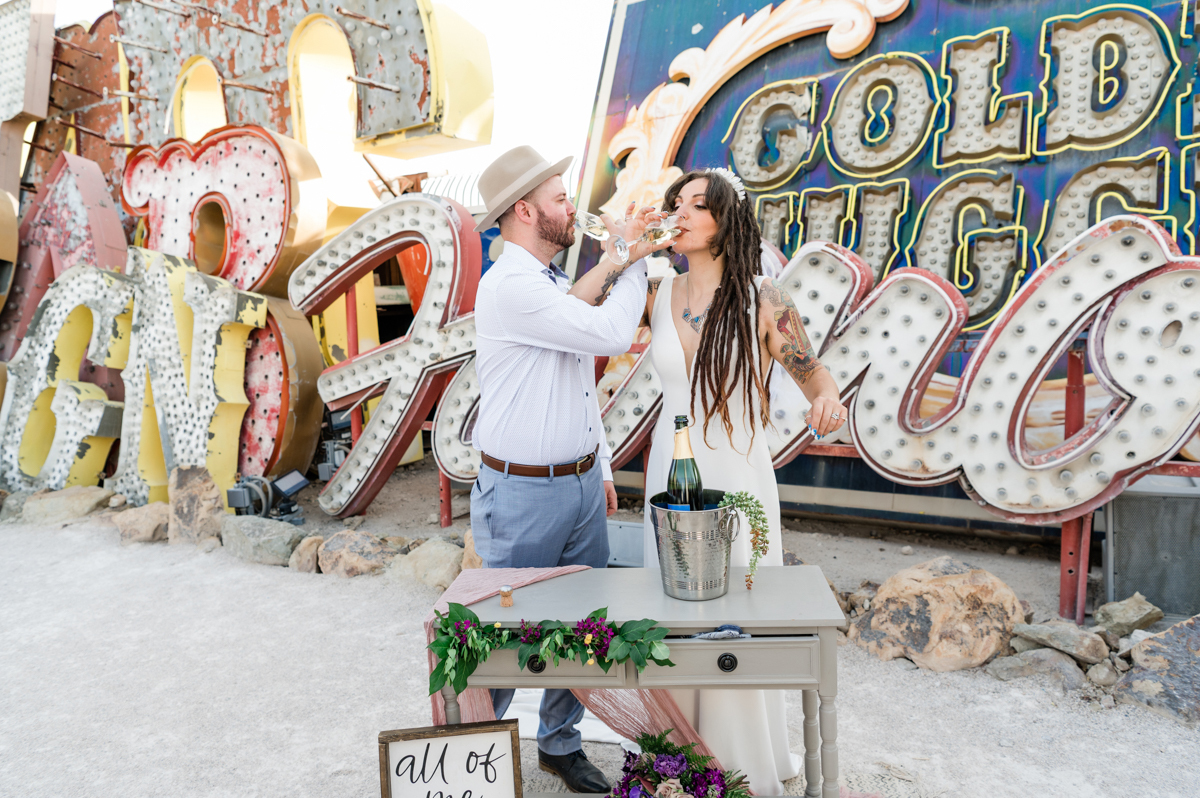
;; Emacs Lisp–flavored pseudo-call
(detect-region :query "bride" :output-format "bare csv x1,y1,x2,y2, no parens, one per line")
571,167,848,794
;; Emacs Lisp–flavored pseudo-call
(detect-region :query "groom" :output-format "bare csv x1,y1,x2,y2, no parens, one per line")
470,146,654,793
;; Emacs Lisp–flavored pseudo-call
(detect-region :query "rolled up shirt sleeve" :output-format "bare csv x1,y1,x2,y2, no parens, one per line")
598,424,614,482
491,260,648,357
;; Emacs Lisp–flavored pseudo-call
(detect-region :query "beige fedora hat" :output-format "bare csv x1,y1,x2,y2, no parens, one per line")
473,145,573,232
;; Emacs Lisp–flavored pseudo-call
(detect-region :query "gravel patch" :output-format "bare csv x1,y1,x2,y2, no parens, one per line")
1,502,1197,797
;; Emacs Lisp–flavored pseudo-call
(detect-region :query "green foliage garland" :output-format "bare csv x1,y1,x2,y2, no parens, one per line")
428,603,674,696
718,491,769,588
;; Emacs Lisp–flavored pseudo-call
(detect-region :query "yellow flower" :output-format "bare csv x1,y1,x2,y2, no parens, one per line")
584,633,593,645
587,648,594,655
494,622,502,628
587,658,595,665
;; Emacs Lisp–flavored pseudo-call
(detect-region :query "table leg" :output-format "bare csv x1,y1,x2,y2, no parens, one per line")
818,627,839,798
441,683,462,725
802,689,821,797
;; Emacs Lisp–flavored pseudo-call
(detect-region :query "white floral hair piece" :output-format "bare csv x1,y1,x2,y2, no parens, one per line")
705,167,746,201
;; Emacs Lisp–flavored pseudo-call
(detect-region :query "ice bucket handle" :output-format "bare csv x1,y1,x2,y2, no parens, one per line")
720,506,741,543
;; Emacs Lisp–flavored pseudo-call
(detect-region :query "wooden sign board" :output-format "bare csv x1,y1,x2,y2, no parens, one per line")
379,719,521,798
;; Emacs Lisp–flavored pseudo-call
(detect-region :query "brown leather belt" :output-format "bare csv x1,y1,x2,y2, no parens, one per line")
481,447,597,477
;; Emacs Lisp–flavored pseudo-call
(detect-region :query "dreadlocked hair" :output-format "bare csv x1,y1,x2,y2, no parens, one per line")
662,170,772,451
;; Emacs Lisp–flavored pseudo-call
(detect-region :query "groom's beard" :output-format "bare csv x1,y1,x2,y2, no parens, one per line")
536,207,576,251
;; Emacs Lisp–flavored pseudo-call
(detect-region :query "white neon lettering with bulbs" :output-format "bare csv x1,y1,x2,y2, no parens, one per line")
768,216,1200,523
288,194,480,517
106,249,268,507
0,266,135,492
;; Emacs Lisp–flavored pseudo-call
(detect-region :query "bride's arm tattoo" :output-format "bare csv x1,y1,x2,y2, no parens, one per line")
641,277,662,326
763,279,819,384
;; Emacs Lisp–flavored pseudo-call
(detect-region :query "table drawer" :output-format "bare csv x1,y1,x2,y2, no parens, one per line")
467,649,632,689
637,637,820,688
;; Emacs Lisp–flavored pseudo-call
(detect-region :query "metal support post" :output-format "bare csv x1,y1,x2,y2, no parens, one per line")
440,471,452,528
1059,348,1086,621
346,282,363,445
1074,511,1094,625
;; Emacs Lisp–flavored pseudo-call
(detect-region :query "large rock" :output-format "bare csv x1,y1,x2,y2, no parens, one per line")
317,530,397,578
1022,648,1087,692
985,648,1085,692
1089,626,1120,652
23,486,114,525
289,536,323,572
1087,659,1120,688
1,489,47,522
1094,593,1165,637
221,515,308,566
1118,629,1156,657
168,466,225,544
462,528,483,570
1011,637,1044,655
1013,622,1108,665
388,537,463,591
0,489,42,522
985,655,1033,681
115,502,170,544
848,556,1024,672
1113,615,1200,726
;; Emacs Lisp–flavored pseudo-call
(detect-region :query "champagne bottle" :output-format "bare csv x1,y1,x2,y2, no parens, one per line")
666,415,704,511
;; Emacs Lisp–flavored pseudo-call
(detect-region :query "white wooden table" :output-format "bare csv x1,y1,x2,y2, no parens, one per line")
440,565,844,798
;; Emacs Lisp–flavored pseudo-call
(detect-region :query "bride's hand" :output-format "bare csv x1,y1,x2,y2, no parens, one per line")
804,396,848,438
600,202,673,263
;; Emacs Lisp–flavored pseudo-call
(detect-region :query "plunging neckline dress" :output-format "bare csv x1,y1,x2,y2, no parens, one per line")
641,270,799,795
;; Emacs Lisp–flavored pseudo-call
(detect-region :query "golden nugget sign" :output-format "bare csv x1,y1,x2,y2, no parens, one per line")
595,0,1199,324
559,0,1200,523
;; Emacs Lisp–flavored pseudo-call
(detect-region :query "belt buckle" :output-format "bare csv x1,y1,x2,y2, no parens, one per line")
575,456,586,476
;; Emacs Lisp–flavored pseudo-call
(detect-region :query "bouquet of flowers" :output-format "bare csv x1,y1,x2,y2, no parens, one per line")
613,730,749,798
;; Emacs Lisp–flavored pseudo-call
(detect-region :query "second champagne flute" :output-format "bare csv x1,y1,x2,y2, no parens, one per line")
573,209,630,265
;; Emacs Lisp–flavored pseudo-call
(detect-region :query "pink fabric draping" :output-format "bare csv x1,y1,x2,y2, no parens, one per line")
423,567,716,762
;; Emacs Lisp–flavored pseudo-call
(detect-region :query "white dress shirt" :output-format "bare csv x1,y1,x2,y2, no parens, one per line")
473,242,649,481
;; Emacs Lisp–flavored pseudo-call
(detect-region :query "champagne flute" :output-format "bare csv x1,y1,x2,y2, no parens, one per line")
639,214,680,244
574,210,630,265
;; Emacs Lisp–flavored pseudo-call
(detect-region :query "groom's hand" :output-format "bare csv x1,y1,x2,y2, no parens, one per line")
604,480,618,517
600,203,673,263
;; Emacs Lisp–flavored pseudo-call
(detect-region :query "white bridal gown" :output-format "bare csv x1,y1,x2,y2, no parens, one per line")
641,271,800,795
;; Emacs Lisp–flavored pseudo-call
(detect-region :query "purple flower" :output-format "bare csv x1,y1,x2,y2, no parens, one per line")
519,620,543,644
629,784,644,798
452,619,478,645
622,750,639,772
690,769,725,798
653,753,687,779
575,617,615,656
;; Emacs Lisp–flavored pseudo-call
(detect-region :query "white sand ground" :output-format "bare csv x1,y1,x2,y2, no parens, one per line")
2,502,1199,797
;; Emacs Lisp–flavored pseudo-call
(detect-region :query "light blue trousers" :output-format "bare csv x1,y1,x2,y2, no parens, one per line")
470,460,609,754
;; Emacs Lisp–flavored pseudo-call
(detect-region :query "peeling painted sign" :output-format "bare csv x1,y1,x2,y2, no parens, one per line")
105,247,267,506
121,125,325,295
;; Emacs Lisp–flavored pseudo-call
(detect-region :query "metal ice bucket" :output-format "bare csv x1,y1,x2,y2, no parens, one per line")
648,490,740,601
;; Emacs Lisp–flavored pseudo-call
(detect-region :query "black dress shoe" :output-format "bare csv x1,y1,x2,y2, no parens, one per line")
537,748,612,793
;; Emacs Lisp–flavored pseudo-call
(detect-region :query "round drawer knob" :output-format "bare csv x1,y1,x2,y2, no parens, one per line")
717,653,738,672
528,656,547,674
